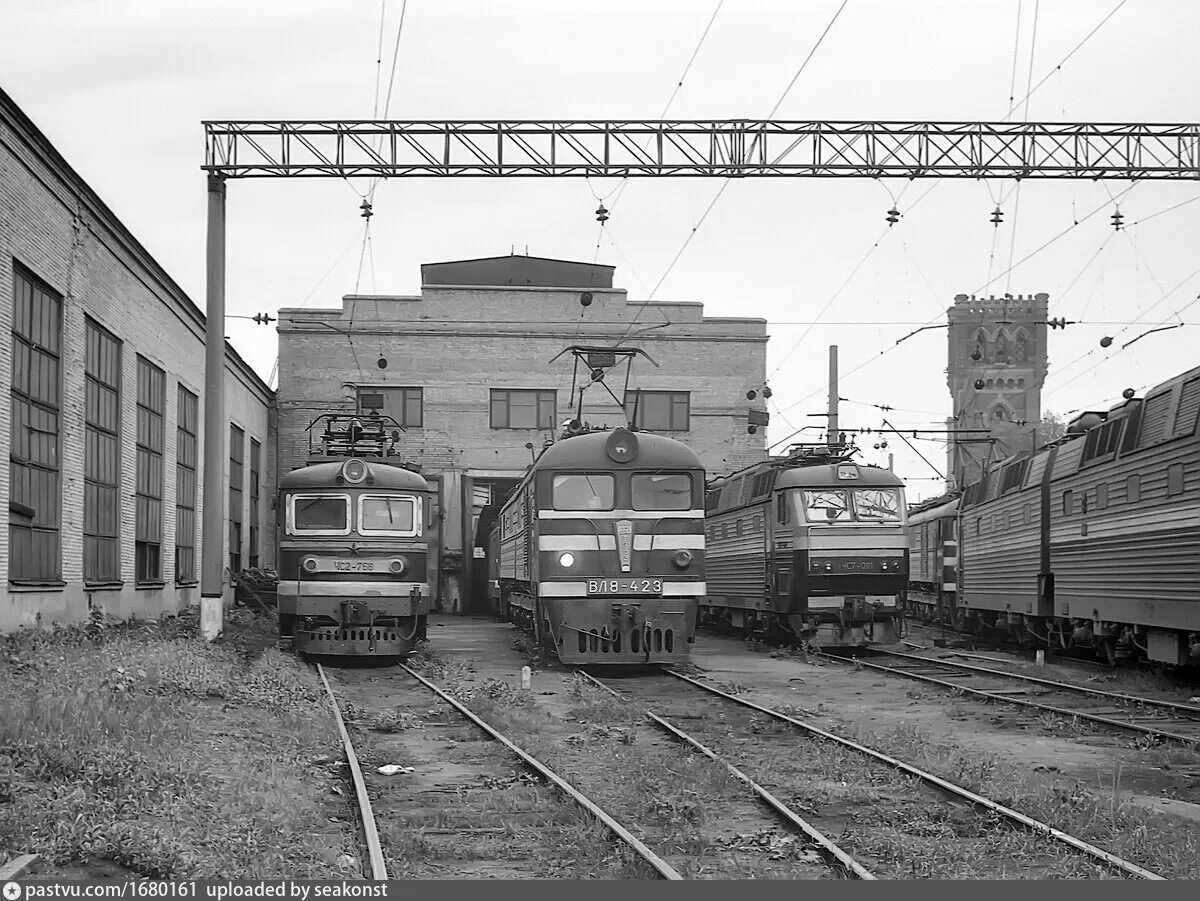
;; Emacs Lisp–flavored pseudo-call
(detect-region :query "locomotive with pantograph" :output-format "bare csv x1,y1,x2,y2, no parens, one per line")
906,362,1200,666
277,413,434,658
490,422,707,665
703,442,909,648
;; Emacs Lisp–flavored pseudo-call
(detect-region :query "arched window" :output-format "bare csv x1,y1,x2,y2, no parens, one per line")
973,329,989,361
1015,330,1030,363
995,331,1009,363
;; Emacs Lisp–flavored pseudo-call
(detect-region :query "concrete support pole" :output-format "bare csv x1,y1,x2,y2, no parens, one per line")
200,174,227,641
827,345,839,446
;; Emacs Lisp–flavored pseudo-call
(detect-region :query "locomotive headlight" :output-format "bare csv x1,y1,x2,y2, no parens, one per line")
303,558,318,573
824,563,833,572
390,558,407,575
672,549,693,569
559,553,576,567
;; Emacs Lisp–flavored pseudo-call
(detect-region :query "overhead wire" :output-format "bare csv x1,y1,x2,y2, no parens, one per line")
612,0,852,349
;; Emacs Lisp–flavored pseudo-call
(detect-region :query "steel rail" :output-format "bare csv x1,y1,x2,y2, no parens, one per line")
819,650,1200,746
663,669,1165,880
577,671,874,880
316,664,388,881
863,648,1200,716
398,664,683,880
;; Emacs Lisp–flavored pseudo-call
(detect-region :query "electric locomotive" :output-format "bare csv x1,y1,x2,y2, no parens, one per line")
491,423,706,665
920,363,1200,666
277,413,434,658
703,443,909,647
905,492,960,627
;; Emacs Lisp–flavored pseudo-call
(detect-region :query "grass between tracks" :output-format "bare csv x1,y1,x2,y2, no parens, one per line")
0,609,357,879
410,645,1198,879
406,647,835,879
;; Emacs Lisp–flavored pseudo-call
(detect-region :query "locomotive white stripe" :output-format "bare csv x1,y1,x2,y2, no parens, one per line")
538,509,705,520
537,581,706,597
278,581,430,597
806,594,900,610
536,535,706,551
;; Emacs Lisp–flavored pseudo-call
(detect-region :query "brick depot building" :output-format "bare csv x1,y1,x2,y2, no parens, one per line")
277,254,769,613
1,88,273,631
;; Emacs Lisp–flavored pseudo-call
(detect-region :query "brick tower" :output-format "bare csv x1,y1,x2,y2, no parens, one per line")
946,292,1049,487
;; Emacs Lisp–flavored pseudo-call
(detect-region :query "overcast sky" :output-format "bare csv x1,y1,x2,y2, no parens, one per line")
3,0,1197,500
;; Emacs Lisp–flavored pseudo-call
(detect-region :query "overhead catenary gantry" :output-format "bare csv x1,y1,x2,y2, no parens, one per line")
196,117,1200,640
204,119,1200,179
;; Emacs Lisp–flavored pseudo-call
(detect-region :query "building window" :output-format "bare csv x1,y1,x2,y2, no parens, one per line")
229,424,244,573
1126,474,1141,504
175,386,198,583
358,386,423,428
9,266,63,583
1096,483,1109,509
490,389,556,429
1061,490,1073,517
135,357,165,584
84,319,122,584
624,391,690,431
249,439,261,568
1167,463,1185,497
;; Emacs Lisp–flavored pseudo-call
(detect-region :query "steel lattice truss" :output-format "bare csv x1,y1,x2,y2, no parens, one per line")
203,120,1200,179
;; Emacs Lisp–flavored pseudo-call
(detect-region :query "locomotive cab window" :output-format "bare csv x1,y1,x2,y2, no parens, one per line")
359,494,420,536
552,473,614,510
800,489,851,523
631,472,692,510
852,488,902,522
288,494,351,536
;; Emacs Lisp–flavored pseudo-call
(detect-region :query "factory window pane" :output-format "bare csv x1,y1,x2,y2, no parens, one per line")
624,390,690,431
175,386,198,583
84,318,122,584
230,424,244,573
490,389,556,429
135,357,165,584
9,265,63,583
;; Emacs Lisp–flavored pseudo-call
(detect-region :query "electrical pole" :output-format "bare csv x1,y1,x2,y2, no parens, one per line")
827,345,839,448
200,174,226,641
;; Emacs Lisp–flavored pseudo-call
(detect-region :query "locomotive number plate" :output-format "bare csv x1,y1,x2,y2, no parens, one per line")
306,557,377,573
587,578,663,595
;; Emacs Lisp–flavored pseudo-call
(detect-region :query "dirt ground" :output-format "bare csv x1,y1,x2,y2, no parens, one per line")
418,615,1200,826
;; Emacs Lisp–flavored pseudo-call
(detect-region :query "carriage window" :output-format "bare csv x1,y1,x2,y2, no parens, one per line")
290,494,350,534
801,489,851,523
632,473,692,510
552,474,614,510
359,495,418,535
852,488,902,522
777,492,790,525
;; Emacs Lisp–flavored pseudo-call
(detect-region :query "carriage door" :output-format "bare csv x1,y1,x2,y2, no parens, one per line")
770,490,793,615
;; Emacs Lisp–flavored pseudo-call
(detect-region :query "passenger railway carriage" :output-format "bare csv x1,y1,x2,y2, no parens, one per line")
703,445,909,647
909,363,1200,666
491,425,706,665
277,414,434,658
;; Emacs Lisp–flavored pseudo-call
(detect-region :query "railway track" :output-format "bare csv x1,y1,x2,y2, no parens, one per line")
819,648,1200,746
589,667,1165,880
316,662,681,879
577,671,872,879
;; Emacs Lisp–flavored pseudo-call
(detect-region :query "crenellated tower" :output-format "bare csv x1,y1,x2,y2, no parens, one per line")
946,292,1049,487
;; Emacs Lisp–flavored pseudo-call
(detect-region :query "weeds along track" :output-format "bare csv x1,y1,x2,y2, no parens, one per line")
820,648,1200,746
594,668,1165,879
316,662,677,879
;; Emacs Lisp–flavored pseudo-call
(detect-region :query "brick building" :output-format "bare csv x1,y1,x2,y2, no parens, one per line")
1,87,274,631
946,292,1050,487
276,254,768,613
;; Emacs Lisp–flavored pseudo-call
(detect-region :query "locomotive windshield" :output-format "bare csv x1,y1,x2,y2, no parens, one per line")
852,488,903,522
359,495,418,535
289,494,350,534
801,489,852,522
632,472,692,510
552,473,615,510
